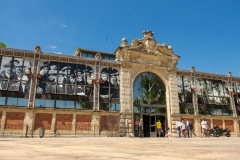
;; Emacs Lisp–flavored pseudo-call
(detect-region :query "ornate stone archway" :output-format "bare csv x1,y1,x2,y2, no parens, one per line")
116,31,181,134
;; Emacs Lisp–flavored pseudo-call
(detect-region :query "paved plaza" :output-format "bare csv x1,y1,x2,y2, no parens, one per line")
0,137,239,160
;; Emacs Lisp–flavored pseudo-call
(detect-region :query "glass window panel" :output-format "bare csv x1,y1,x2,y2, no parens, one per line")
235,83,240,92
0,57,13,80
110,72,119,88
100,87,109,98
76,102,80,109
22,59,32,76
206,80,213,96
35,99,45,107
76,85,85,95
84,66,93,85
109,56,115,60
57,84,66,94
7,97,18,106
48,62,58,82
66,101,75,108
8,81,20,91
56,100,65,108
134,106,141,113
46,83,56,94
17,98,28,106
45,99,55,108
20,81,30,93
85,86,93,96
81,53,88,57
222,81,229,97
110,103,120,111
100,68,110,86
78,102,93,110
36,83,46,94
88,54,94,58
38,62,49,82
67,85,75,95
110,89,119,98
103,56,109,60
0,97,6,105
99,103,109,111
14,58,24,80
0,80,9,90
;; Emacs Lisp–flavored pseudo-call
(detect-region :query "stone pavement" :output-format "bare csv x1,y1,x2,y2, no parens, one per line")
0,137,239,160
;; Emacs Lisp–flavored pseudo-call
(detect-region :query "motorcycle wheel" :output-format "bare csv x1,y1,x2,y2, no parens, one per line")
216,134,220,137
226,132,231,137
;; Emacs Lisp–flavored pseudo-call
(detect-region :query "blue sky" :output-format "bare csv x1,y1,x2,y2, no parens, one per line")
1,0,240,76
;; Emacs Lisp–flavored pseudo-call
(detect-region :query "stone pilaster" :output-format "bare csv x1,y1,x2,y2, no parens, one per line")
120,68,131,111
72,114,76,132
91,113,100,136
93,65,100,111
168,71,179,114
23,111,34,136
51,113,56,131
1,111,6,133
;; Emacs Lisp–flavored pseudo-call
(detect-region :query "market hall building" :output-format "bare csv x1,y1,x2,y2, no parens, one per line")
0,31,239,137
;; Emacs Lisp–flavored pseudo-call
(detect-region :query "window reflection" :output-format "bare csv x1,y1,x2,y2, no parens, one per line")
0,97,6,105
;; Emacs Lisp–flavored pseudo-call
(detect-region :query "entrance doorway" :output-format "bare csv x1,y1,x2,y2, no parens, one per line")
134,113,166,137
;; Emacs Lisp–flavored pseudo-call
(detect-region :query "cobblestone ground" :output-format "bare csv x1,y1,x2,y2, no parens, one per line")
0,137,239,160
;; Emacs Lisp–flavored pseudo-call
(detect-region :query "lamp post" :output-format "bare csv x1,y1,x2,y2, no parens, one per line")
190,66,198,115
227,71,237,117
91,74,107,110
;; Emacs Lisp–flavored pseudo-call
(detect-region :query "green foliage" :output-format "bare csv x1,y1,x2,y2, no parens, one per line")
140,74,166,105
100,103,109,111
77,102,92,110
0,42,7,48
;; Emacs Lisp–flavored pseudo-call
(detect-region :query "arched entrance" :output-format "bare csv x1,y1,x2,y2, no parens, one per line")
133,72,167,137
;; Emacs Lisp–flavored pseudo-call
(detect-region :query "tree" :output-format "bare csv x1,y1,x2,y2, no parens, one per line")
0,42,7,48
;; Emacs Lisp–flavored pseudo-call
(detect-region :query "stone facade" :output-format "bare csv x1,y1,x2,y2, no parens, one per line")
0,31,240,137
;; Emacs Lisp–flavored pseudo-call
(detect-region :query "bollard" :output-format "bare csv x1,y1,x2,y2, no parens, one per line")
39,127,45,138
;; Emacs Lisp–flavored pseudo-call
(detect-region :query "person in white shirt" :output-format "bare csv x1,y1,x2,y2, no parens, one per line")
201,118,208,138
180,120,186,137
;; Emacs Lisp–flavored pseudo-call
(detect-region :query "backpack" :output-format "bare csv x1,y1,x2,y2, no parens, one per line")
189,123,194,130
135,120,139,126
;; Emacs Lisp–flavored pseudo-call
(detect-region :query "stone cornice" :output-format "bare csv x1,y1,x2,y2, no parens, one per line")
177,69,240,81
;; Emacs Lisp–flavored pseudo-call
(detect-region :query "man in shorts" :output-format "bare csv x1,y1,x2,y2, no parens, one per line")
201,118,208,138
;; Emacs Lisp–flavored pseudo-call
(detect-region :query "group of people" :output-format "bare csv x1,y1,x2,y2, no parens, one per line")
0,57,31,93
177,119,196,138
178,118,210,138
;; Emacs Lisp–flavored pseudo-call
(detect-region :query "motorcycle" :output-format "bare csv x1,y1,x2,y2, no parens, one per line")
209,126,231,137
209,128,220,137
222,128,231,137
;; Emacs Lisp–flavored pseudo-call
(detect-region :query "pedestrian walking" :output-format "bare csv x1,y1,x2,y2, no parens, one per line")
177,121,181,137
139,118,144,138
189,121,196,137
156,119,163,137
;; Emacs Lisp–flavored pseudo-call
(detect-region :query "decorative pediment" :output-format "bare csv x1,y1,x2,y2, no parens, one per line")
115,30,179,59
130,31,178,57
115,30,180,68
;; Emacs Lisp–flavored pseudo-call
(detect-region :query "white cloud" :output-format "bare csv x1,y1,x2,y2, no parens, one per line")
54,52,62,54
50,45,57,49
61,23,67,28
